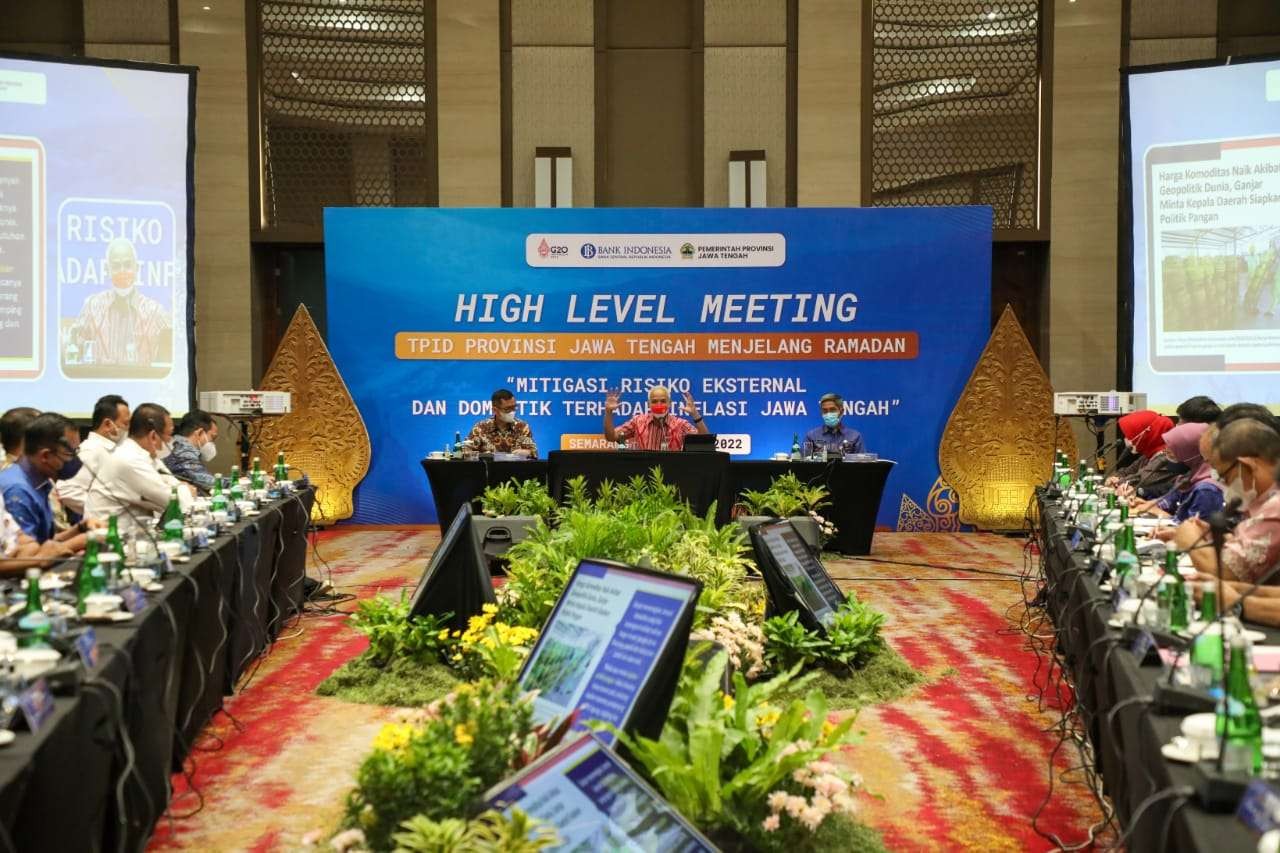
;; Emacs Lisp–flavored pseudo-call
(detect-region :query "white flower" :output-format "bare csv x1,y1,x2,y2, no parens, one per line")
834,793,858,815
784,795,808,818
762,814,781,832
798,806,826,831
767,790,791,812
330,828,366,851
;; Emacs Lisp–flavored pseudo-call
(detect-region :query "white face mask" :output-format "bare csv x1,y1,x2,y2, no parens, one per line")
1224,463,1259,506
498,411,516,425
160,439,174,458
200,440,217,462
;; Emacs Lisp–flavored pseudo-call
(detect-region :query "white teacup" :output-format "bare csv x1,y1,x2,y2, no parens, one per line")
12,647,60,681
120,567,156,586
211,510,229,526
85,593,123,617
0,631,16,655
134,539,156,561
157,541,184,560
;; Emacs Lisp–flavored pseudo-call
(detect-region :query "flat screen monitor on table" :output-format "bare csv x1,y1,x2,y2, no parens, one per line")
517,559,701,743
750,519,847,632
486,732,717,853
409,503,494,630
681,433,717,452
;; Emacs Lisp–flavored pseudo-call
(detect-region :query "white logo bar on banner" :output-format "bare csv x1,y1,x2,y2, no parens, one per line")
526,233,786,268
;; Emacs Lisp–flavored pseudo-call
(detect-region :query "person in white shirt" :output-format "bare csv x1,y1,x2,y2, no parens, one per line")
56,394,130,515
86,403,193,535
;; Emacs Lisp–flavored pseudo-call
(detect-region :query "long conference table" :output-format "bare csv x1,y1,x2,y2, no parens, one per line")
1038,490,1267,852
422,451,894,554
0,488,314,852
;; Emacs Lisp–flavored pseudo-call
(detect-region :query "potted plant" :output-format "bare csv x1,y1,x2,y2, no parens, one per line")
473,479,557,564
735,472,835,550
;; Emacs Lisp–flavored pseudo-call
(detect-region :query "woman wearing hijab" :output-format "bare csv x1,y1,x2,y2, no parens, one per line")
1133,421,1224,523
1107,410,1177,498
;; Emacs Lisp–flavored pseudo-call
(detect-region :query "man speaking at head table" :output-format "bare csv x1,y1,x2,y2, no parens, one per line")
466,388,537,458
603,385,708,450
805,393,865,456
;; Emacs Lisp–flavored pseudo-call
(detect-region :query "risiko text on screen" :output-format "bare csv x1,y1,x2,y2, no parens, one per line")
0,54,193,416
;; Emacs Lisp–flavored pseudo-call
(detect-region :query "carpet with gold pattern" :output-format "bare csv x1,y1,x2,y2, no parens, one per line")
146,529,1102,852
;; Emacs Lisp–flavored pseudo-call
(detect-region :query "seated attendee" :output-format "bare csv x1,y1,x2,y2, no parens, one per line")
0,407,39,471
87,403,193,535
0,413,93,552
57,394,130,515
1134,421,1223,523
1107,410,1175,497
164,409,219,492
804,393,865,456
1173,418,1280,583
0,503,74,577
465,389,536,457
1217,401,1280,436
604,385,707,451
1176,395,1222,425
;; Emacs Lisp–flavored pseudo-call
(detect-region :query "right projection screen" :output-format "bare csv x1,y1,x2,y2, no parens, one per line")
1126,56,1280,409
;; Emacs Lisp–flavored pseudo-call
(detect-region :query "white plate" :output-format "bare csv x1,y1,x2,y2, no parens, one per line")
1162,736,1215,763
0,730,13,747
145,583,164,593
1179,623,1268,645
109,611,133,622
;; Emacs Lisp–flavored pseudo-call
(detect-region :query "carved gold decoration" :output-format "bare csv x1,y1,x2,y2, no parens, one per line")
254,305,371,524
1056,417,1080,468
896,476,963,532
938,304,1055,531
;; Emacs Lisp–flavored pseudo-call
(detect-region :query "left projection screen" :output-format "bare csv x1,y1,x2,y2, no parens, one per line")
0,53,194,417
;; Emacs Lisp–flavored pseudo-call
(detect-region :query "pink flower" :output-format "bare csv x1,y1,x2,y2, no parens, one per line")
811,794,832,813
784,795,808,818
834,793,858,814
767,791,790,812
799,806,826,831
792,767,813,785
762,814,781,832
809,760,836,775
814,774,847,798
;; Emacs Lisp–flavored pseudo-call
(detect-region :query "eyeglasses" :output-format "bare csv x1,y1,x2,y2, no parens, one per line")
1212,460,1239,483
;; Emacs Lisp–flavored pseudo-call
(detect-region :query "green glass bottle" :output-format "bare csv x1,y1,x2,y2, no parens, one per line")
1106,491,1117,511
17,568,50,647
228,466,244,502
790,433,802,461
210,475,227,512
76,535,100,614
161,486,184,541
1120,502,1130,522
104,516,125,583
274,451,287,482
1166,549,1189,631
1077,458,1087,483
1219,633,1263,775
1201,583,1218,623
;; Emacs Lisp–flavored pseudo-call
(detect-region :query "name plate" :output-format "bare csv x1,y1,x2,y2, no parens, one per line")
121,584,147,614
19,678,54,733
1237,780,1280,834
76,627,100,669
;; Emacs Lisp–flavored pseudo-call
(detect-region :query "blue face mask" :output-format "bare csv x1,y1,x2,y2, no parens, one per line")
822,412,840,428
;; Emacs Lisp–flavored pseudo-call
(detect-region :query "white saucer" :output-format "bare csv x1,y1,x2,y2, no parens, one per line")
1162,736,1214,763
0,730,13,747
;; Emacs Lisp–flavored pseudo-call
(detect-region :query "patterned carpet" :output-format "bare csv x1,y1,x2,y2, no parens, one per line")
146,529,1103,852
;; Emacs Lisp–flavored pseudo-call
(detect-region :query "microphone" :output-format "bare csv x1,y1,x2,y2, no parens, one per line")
1207,497,1245,535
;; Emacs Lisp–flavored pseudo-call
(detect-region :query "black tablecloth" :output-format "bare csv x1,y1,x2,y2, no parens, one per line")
421,459,549,527
0,488,315,851
422,455,891,555
1038,492,1266,851
723,460,893,555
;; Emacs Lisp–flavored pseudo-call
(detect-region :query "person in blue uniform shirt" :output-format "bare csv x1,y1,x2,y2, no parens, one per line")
804,393,865,456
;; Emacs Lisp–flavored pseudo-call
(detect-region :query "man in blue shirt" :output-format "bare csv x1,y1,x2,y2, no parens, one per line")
0,413,94,553
163,409,219,492
804,393,866,456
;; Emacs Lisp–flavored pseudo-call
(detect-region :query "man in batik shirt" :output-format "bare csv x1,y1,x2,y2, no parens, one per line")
465,389,537,457
69,238,172,367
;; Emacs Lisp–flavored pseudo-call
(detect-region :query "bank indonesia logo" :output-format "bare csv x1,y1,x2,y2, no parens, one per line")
580,242,597,259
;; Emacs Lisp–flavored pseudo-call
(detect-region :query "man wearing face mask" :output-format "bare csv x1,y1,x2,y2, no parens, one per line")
1172,418,1280,583
68,237,173,369
56,394,130,516
0,407,39,472
0,413,95,552
87,402,193,534
466,389,537,457
604,385,708,450
163,409,220,492
804,393,866,457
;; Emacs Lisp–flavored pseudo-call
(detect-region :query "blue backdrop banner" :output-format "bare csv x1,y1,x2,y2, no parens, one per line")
325,207,992,526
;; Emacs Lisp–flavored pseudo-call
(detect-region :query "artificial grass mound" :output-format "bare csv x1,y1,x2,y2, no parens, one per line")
316,651,459,707
784,643,924,712
318,641,921,713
